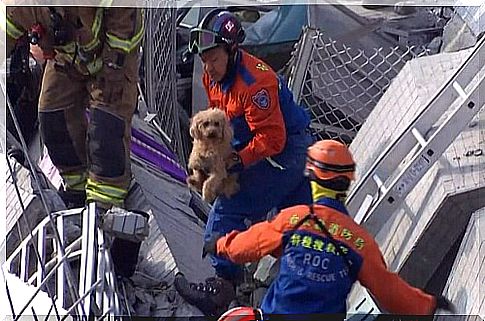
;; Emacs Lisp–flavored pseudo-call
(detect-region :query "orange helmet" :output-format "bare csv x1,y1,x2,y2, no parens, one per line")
218,307,263,321
305,140,355,182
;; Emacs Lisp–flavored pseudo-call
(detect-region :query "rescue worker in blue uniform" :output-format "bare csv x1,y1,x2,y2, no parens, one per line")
174,9,313,316
209,140,456,318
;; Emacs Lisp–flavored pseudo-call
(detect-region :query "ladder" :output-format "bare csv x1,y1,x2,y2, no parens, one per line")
346,36,484,235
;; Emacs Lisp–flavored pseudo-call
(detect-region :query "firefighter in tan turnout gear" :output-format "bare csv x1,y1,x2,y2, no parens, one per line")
4,6,148,277
5,6,143,209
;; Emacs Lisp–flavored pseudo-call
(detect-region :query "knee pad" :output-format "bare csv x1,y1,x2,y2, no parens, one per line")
88,108,125,177
39,110,83,167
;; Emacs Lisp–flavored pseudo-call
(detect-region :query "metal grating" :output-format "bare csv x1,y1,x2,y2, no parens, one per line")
288,27,432,144
142,4,188,166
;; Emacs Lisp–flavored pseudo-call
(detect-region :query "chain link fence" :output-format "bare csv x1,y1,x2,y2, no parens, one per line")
142,5,188,166
288,27,432,144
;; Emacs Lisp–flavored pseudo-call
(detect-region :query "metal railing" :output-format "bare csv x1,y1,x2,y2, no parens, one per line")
3,204,124,320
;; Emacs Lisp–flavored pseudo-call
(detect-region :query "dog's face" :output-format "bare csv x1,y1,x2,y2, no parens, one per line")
190,108,232,142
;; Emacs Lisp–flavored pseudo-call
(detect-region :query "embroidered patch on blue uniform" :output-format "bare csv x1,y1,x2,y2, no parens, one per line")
252,88,270,110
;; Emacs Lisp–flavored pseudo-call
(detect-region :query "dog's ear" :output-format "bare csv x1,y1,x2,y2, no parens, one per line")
189,116,201,139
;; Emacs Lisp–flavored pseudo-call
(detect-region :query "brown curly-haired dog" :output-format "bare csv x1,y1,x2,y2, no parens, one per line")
187,108,239,203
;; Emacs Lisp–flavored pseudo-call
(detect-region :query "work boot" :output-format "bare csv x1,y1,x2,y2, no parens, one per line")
58,188,86,209
174,273,236,317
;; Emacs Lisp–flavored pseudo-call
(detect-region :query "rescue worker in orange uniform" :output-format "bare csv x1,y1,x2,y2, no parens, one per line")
204,140,455,317
4,6,144,210
174,9,313,316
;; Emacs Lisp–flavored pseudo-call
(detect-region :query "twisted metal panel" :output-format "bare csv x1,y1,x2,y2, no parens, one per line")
143,5,187,165
289,28,431,144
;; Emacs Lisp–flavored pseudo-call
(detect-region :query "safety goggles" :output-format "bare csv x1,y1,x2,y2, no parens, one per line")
188,28,226,54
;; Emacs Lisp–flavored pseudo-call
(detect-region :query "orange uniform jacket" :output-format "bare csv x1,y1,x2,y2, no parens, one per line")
202,50,293,167
216,198,437,314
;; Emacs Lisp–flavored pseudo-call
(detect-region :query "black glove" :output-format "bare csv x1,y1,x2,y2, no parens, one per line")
202,235,221,259
435,295,455,313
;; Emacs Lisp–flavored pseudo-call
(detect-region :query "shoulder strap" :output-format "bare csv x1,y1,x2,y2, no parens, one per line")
292,204,355,274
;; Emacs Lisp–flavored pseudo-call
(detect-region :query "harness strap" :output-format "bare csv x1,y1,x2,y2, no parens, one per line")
291,203,354,273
